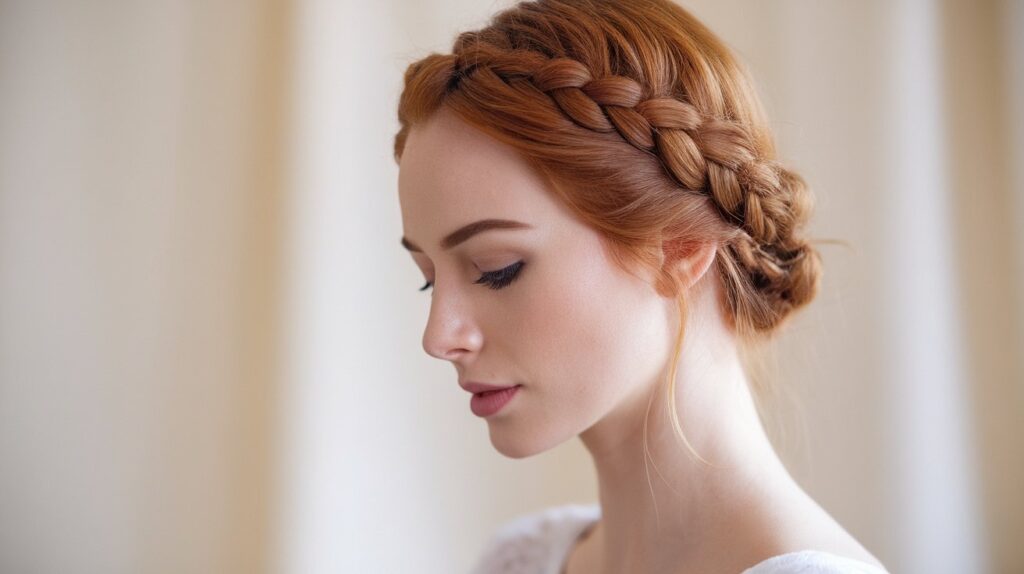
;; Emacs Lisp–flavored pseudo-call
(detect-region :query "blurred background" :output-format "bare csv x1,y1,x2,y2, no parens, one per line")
0,0,1021,573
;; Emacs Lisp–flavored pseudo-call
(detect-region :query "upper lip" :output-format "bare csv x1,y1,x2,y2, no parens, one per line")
460,381,520,394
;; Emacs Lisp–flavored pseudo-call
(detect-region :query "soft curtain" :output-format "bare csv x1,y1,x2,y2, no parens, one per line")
0,1,1020,573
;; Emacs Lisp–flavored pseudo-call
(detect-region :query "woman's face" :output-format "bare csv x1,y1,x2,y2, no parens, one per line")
398,106,676,458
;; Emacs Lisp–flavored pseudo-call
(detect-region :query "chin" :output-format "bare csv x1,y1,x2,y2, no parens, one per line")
488,424,570,460
492,442,537,460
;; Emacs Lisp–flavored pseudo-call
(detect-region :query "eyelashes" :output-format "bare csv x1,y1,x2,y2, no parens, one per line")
476,260,525,290
419,260,525,292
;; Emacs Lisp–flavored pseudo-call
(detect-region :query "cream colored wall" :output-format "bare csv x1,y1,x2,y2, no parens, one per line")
0,1,285,572
942,3,1024,573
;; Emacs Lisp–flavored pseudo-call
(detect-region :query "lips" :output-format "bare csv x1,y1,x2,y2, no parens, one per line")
461,381,519,394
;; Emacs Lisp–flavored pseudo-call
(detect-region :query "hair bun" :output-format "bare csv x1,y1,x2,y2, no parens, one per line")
724,229,822,334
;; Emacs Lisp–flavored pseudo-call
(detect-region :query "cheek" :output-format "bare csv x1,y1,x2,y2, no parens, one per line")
506,249,670,406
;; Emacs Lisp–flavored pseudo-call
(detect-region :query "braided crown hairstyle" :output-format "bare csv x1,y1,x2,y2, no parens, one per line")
394,0,822,456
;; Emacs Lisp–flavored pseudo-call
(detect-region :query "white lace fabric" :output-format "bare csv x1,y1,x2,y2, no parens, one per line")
467,504,890,574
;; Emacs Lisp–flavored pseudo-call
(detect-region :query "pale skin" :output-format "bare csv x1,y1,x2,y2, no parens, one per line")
398,106,885,574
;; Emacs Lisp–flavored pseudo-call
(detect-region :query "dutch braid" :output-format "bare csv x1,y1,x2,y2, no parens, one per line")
395,0,822,337
443,42,818,318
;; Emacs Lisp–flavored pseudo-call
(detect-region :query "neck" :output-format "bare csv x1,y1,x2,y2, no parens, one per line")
576,280,802,573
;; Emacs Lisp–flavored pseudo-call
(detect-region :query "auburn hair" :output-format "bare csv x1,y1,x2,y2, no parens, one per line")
393,0,822,463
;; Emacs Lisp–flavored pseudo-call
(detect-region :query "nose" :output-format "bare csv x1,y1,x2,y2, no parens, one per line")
421,284,483,361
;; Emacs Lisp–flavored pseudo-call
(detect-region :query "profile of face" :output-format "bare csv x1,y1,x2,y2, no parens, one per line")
398,106,679,459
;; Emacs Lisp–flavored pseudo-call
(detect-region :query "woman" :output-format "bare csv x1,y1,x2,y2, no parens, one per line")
394,1,889,572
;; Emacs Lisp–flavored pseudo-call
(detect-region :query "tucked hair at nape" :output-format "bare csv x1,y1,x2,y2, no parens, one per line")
394,0,823,464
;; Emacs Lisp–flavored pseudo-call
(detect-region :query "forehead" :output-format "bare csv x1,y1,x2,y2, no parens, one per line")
397,107,556,243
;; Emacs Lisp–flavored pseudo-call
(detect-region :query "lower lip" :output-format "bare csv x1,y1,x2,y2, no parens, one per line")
470,385,521,417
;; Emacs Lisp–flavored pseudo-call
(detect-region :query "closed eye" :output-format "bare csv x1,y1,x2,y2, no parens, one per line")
418,260,525,292
475,260,525,290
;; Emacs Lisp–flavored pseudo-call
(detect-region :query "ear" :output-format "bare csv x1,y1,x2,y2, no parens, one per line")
662,239,717,291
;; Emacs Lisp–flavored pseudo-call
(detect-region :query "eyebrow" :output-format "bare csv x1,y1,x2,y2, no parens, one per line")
401,218,533,253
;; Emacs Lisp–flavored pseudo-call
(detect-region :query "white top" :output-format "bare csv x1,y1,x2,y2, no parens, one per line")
468,503,890,574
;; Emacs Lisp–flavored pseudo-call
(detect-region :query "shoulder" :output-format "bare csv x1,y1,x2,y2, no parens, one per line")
467,503,601,574
740,550,891,574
